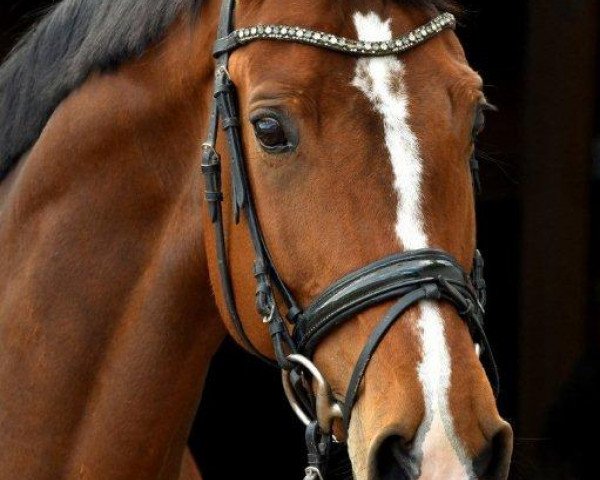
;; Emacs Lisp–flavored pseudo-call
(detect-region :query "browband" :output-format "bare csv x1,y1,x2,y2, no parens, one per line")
213,12,456,57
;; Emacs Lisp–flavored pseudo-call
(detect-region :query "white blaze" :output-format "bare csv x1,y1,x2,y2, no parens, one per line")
350,12,473,479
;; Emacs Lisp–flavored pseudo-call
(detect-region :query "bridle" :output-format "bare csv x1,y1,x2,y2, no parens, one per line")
201,1,498,478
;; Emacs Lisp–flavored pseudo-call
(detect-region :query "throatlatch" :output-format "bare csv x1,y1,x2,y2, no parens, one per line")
202,1,498,478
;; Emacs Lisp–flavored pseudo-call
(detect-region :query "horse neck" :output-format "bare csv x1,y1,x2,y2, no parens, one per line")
0,8,223,479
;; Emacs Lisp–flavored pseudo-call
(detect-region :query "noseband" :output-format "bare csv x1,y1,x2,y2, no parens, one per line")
202,1,498,478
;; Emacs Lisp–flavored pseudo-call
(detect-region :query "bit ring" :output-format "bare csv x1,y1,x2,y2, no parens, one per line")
281,354,343,436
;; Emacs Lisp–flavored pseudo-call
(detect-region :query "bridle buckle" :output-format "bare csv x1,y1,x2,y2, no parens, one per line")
304,466,325,480
262,304,275,324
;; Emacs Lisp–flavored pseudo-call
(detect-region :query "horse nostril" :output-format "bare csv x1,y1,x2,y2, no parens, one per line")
475,424,514,480
375,435,418,480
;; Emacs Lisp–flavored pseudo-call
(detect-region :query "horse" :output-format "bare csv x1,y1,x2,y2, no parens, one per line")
0,0,513,479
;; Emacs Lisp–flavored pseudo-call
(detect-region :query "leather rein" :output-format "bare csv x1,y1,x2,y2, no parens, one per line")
201,1,498,478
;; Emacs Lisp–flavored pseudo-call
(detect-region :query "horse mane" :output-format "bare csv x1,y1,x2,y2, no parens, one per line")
0,0,458,182
0,0,203,181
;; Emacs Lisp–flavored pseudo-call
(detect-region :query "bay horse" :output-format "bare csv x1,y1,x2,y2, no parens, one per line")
0,0,512,479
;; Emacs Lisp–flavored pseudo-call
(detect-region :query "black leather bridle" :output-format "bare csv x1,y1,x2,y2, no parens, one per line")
201,1,497,478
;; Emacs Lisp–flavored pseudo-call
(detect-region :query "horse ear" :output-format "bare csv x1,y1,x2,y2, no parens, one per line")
404,0,464,17
432,1,464,17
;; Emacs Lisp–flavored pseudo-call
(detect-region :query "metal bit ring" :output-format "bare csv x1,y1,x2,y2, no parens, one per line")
281,354,343,435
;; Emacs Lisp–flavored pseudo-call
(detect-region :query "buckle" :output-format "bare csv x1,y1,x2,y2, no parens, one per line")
200,144,222,223
201,143,220,171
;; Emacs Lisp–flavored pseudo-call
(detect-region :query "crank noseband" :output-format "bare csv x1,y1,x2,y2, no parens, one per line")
294,249,496,430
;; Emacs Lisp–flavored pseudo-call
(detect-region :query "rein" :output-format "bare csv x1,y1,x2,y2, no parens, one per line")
201,1,498,478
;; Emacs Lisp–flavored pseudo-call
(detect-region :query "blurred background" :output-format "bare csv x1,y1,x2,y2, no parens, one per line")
1,1,598,479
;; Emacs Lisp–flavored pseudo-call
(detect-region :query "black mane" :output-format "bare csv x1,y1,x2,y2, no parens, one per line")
0,0,202,181
0,0,458,181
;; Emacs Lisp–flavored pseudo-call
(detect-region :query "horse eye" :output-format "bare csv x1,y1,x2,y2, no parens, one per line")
253,117,289,151
472,107,486,140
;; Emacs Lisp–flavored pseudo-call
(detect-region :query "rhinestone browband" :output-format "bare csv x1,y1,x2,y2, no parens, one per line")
228,12,456,56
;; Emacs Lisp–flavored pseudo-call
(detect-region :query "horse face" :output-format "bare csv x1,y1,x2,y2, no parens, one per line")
211,1,513,478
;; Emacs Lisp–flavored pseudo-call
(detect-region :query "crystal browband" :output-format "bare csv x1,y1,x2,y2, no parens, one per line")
219,12,456,56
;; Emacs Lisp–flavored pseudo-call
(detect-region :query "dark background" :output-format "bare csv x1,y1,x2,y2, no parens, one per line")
1,1,598,479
